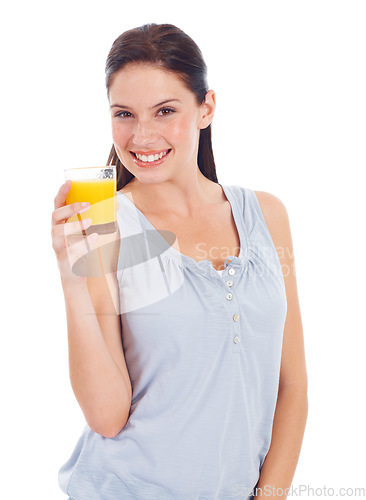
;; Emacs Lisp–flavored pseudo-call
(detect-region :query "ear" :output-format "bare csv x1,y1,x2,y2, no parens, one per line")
199,90,216,129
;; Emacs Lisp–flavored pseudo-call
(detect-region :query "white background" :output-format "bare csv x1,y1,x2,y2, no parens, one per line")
1,1,365,499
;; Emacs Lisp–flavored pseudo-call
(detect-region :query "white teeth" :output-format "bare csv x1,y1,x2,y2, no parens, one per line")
135,151,168,162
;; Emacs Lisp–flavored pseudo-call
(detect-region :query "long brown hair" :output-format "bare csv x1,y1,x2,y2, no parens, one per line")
105,23,218,190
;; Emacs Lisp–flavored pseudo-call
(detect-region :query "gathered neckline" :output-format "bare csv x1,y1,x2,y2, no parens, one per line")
116,183,249,274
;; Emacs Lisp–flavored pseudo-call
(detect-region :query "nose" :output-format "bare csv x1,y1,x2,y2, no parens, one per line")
132,119,158,147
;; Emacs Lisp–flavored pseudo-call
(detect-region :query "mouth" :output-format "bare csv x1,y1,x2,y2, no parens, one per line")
130,149,172,168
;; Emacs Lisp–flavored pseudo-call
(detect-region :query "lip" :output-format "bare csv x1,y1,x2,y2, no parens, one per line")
132,149,171,156
130,149,172,168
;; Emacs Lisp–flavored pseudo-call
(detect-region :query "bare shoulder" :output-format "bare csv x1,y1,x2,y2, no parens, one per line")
253,190,291,251
253,190,289,226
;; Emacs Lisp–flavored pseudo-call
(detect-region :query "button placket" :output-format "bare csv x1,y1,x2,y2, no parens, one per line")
225,265,235,289
223,266,241,354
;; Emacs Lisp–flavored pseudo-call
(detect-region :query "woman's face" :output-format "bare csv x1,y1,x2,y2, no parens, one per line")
108,63,214,185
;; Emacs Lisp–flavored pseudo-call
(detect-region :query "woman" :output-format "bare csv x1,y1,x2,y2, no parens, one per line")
51,23,308,500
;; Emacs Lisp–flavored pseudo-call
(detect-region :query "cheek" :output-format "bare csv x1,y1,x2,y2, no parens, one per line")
111,122,128,145
167,115,198,145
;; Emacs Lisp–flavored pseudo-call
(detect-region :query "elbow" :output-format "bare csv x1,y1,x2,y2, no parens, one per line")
98,424,126,439
89,408,131,439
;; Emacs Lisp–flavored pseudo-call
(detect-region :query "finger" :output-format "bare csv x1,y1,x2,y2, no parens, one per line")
54,180,72,210
58,218,93,238
52,201,91,226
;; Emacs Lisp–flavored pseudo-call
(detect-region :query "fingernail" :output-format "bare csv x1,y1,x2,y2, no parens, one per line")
81,202,90,207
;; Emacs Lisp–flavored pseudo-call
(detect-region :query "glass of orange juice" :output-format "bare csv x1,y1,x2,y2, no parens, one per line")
64,166,117,235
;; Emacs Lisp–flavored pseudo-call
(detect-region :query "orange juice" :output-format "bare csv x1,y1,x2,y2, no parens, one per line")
66,178,116,234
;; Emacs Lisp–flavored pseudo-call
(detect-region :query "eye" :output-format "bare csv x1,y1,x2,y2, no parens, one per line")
157,107,175,116
115,111,133,118
114,108,175,119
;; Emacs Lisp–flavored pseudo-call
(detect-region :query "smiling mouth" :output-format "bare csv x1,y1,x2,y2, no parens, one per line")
131,149,171,162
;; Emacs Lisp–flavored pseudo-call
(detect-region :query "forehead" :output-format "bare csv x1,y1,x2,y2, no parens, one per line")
109,63,194,102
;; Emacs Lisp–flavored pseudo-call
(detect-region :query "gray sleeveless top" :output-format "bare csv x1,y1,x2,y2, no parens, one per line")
58,184,287,500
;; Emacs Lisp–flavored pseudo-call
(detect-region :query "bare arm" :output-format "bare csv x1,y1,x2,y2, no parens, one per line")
253,191,308,499
63,270,131,439
52,181,132,438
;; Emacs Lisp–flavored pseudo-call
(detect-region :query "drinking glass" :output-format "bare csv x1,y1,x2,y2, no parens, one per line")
64,166,117,235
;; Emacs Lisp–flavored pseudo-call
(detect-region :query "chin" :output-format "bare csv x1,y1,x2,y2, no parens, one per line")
133,173,166,185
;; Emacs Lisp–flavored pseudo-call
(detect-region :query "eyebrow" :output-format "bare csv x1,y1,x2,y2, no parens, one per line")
110,98,182,110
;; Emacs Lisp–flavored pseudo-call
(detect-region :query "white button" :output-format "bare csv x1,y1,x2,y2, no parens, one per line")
233,335,240,344
233,314,240,322
228,268,235,276
226,293,233,301
226,280,233,287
